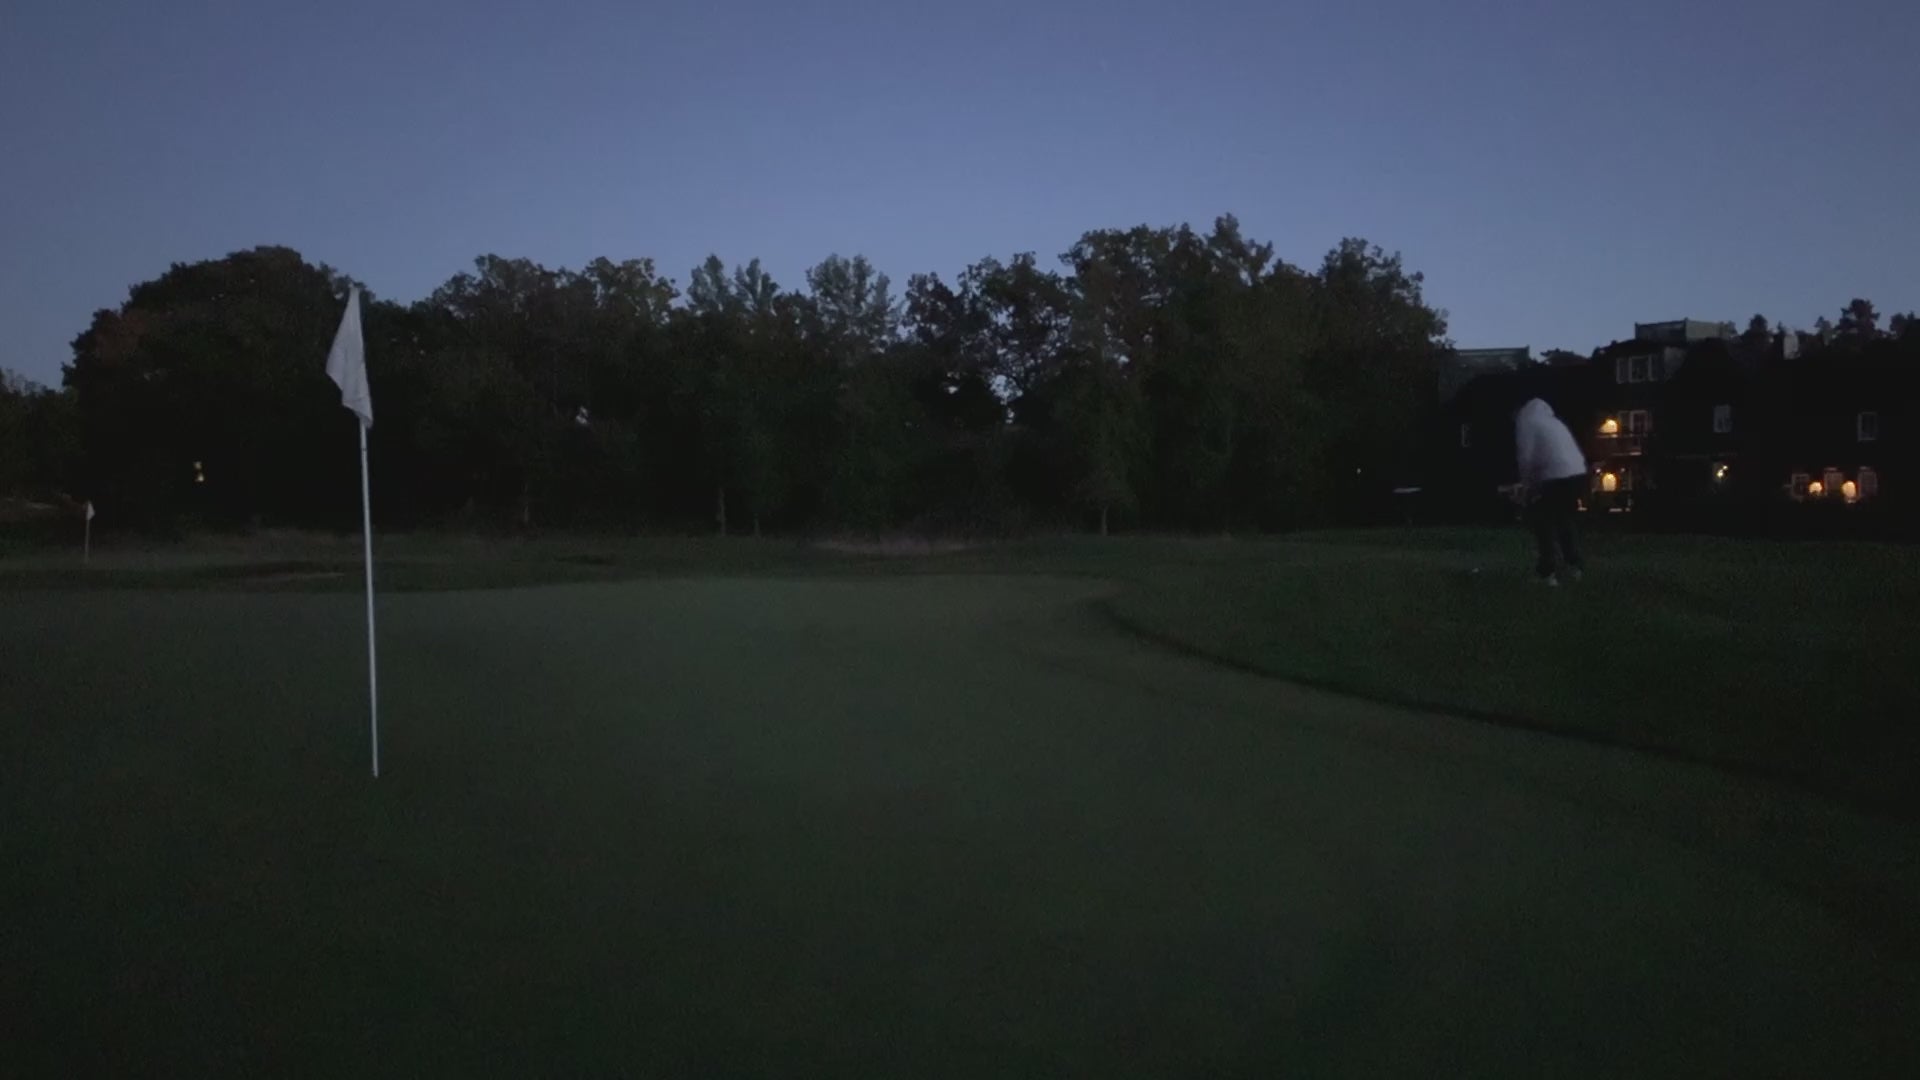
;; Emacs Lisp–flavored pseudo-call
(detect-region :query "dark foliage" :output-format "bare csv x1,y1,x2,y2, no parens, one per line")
23,218,1450,535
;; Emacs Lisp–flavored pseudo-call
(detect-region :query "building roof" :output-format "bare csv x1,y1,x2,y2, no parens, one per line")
1440,347,1532,401
1633,318,1735,343
1453,347,1532,362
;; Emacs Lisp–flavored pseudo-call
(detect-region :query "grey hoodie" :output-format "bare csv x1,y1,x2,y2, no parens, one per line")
1514,398,1588,486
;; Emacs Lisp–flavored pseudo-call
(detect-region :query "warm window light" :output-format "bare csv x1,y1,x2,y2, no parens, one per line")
1600,472,1619,493
1599,417,1619,435
1842,480,1859,501
1808,480,1825,496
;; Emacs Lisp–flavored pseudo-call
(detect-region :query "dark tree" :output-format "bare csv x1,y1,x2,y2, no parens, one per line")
43,218,1455,535
1836,298,1880,341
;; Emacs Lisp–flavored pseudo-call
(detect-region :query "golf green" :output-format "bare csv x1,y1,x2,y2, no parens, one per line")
4,576,1916,1075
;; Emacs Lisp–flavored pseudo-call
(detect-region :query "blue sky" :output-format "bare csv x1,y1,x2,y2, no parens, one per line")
3,0,1915,384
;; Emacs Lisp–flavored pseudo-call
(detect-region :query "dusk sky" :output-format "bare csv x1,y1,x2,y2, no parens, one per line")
4,0,1915,385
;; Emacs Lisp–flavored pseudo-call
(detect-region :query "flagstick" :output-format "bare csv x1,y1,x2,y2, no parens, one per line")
358,421,380,779
83,515,91,567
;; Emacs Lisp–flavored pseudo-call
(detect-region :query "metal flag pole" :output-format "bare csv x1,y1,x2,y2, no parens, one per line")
359,421,379,778
327,285,379,779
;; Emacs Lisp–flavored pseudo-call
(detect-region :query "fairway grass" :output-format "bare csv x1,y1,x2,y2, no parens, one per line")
1105,529,1920,817
4,563,1919,1074
7,527,1918,816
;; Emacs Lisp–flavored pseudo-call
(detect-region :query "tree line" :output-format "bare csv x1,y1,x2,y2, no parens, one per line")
5,216,1452,536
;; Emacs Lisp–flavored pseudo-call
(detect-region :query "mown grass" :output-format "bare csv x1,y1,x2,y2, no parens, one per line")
5,531,1919,1073
1105,528,1920,816
8,525,1916,813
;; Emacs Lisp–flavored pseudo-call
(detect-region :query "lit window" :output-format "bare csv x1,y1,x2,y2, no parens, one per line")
1599,417,1619,436
1858,412,1880,442
1842,480,1859,502
1628,409,1652,435
1712,404,1732,434
1600,472,1618,493
1859,466,1880,498
1808,480,1825,497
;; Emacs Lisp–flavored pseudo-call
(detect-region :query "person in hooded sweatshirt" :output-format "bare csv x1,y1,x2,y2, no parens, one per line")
1512,397,1588,585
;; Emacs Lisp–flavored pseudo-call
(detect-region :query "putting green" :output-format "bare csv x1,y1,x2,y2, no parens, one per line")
4,576,1916,1075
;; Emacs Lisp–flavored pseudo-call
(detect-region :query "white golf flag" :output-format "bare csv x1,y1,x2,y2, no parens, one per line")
326,286,381,778
84,501,95,521
325,287,373,427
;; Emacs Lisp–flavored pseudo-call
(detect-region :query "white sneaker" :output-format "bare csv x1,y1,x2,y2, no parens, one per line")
1539,574,1560,587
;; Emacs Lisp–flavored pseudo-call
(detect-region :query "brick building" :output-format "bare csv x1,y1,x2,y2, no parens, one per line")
1438,320,1918,531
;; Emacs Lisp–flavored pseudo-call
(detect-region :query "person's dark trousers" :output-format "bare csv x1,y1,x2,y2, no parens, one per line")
1526,475,1586,578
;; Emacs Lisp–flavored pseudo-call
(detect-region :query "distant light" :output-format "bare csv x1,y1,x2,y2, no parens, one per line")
1808,480,1825,496
1600,472,1618,493
1713,464,1729,482
1842,480,1858,502
1599,418,1619,435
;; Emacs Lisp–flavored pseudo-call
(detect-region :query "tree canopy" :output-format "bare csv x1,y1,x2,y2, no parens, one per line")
38,218,1460,533
17,226,1914,537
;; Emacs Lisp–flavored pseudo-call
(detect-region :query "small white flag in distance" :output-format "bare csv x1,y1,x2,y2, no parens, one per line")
325,286,373,427
85,501,95,521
